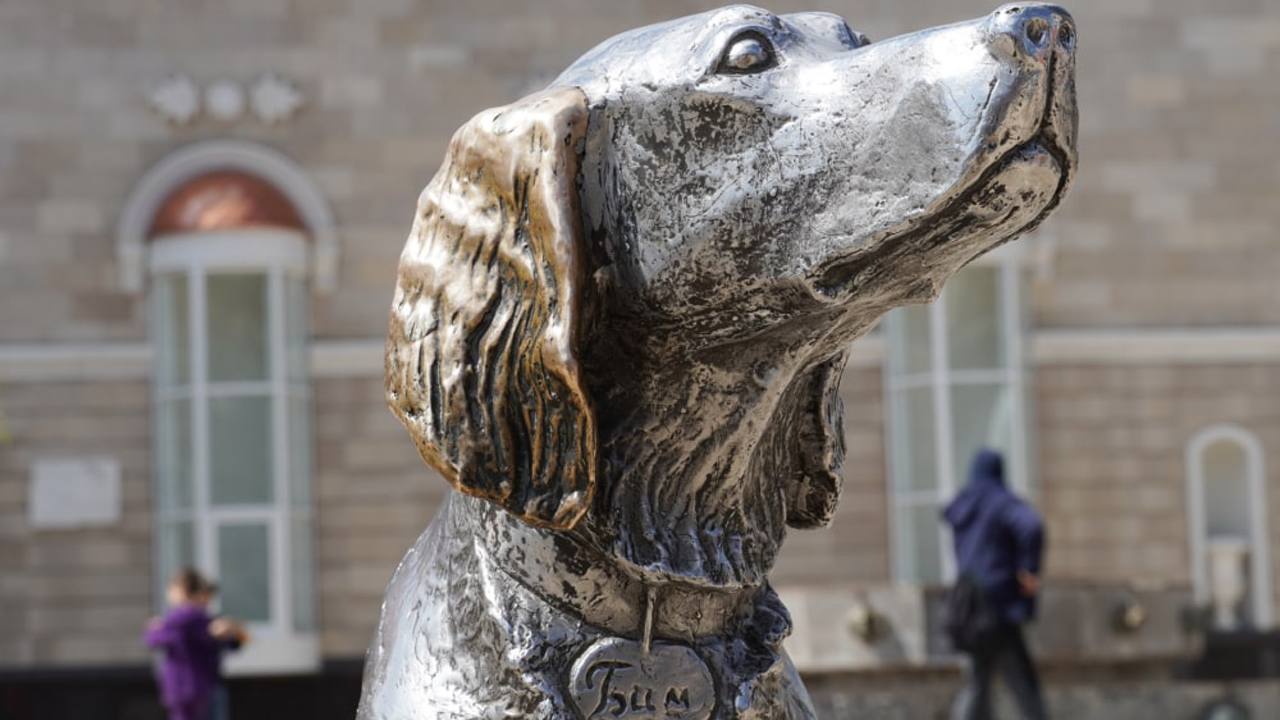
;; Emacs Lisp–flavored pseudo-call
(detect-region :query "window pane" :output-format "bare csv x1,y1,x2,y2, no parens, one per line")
291,514,314,632
156,398,193,511
894,387,938,492
217,523,272,623
154,273,190,387
207,273,269,382
946,266,1006,371
890,304,932,376
951,383,1014,488
1203,440,1251,538
209,396,274,505
898,503,944,584
285,276,308,381
289,394,311,508
157,520,195,592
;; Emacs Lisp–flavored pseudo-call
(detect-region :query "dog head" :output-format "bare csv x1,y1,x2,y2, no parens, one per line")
559,3,1075,336
387,4,1076,579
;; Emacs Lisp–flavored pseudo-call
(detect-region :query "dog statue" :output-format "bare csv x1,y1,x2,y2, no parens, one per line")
359,4,1076,718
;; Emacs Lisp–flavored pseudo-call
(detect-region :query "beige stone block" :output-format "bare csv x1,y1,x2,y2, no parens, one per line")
340,437,422,471
35,201,104,235
37,635,148,665
24,569,151,602
26,537,140,569
1127,73,1186,108
1132,192,1191,224
0,638,35,665
320,74,385,108
318,500,433,532
319,532,412,564
320,627,375,657
27,604,146,634
319,564,397,596
1101,161,1217,194
225,0,292,15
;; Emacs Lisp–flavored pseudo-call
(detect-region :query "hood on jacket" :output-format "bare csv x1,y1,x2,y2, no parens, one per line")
943,448,1007,529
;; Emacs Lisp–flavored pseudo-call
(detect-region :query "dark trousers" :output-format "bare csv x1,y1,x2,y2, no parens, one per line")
952,623,1047,720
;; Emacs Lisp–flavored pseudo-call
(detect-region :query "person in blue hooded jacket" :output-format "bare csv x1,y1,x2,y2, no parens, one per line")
944,448,1047,720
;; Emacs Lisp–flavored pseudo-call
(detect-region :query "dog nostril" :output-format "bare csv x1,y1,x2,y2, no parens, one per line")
1057,21,1075,50
1024,17,1049,47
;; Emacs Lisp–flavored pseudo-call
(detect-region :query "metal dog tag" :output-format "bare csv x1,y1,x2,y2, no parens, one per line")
568,637,715,720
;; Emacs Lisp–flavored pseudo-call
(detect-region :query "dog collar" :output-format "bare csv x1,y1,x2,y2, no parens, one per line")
468,493,764,641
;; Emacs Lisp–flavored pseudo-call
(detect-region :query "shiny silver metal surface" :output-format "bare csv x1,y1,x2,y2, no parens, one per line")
360,4,1077,718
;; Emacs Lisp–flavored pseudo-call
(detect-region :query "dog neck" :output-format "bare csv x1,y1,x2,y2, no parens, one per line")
582,320,835,589
464,493,775,642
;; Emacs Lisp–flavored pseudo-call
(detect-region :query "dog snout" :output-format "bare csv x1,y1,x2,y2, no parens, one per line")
988,3,1075,64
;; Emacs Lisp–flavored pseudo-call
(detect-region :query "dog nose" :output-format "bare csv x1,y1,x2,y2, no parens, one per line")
988,3,1075,63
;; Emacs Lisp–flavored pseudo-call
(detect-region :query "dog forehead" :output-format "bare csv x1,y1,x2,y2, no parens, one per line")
780,11,863,50
555,4,863,93
556,5,773,87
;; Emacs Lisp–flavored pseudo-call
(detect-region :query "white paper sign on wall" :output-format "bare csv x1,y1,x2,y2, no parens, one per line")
28,457,122,529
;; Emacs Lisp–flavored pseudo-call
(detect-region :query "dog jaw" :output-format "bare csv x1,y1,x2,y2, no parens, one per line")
809,5,1078,309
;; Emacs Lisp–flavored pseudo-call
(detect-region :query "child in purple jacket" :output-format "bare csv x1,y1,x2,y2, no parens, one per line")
144,568,248,720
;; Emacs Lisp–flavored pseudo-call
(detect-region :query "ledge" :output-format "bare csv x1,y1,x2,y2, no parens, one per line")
5,327,1280,383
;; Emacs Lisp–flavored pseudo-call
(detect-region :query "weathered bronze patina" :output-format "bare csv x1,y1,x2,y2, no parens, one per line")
361,4,1078,718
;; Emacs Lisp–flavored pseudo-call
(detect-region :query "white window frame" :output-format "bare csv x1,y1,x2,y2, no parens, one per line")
883,254,1031,585
1186,424,1273,629
150,227,318,674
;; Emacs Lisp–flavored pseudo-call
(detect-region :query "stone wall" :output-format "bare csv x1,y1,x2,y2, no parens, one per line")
773,365,891,587
0,380,152,666
1031,0,1280,328
1036,362,1280,612
4,0,1280,339
0,0,1278,693
312,376,441,657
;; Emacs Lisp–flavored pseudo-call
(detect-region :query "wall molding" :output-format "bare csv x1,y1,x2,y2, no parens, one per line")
0,340,385,383
3,328,1280,383
1030,328,1280,364
0,344,152,383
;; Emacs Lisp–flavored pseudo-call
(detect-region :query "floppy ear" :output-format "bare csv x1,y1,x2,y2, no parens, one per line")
783,354,847,528
385,87,595,530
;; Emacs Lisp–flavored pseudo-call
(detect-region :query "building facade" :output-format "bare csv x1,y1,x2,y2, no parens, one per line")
1,0,1279,717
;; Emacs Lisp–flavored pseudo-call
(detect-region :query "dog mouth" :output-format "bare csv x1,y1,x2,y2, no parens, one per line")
812,66,1075,302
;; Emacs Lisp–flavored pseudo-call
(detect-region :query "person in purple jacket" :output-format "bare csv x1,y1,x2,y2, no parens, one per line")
944,448,1047,720
144,568,248,720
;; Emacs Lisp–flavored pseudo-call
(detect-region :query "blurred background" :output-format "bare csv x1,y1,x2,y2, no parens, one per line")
1,0,1278,718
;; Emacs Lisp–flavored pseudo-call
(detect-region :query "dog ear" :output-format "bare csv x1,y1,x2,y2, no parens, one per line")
385,87,595,530
783,354,847,529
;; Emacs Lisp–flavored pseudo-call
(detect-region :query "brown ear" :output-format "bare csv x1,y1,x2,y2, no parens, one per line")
783,354,847,528
385,87,595,530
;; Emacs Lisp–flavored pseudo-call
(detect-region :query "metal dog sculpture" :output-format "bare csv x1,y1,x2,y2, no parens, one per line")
360,3,1077,718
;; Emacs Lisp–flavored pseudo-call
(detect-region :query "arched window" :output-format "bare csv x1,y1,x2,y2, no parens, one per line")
1187,425,1272,630
148,169,317,673
883,255,1031,584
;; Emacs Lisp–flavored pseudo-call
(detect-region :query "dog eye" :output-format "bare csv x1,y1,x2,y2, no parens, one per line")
718,33,776,74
